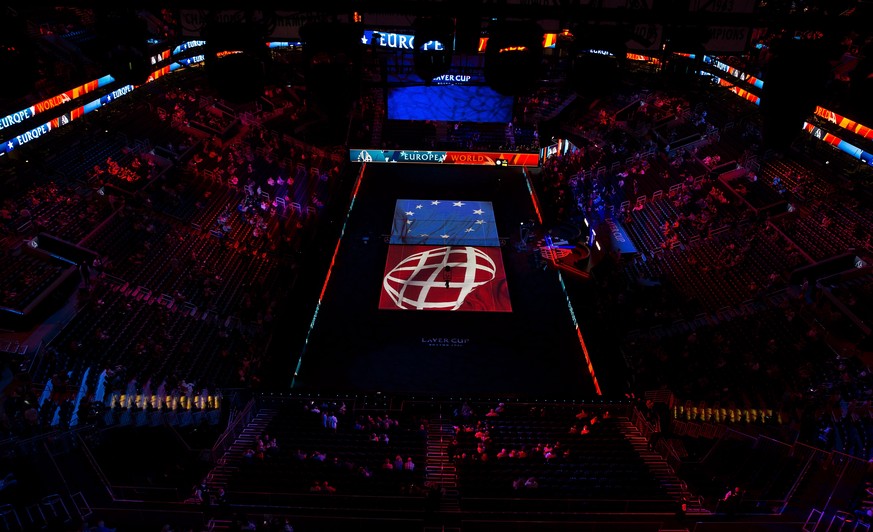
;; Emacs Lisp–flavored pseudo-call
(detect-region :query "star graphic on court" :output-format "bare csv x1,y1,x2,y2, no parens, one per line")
416,204,423,209
440,234,451,239
472,208,484,215
431,200,440,205
407,220,413,224
405,211,415,216
475,219,486,225
361,35,368,45
465,228,475,233
6,142,12,150
453,201,465,207
419,233,429,237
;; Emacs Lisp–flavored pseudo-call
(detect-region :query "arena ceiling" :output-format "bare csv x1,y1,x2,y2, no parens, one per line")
5,1,873,32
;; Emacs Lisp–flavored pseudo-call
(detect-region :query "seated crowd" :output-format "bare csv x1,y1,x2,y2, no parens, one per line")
223,399,428,500
530,80,873,463
0,37,872,532
0,75,340,441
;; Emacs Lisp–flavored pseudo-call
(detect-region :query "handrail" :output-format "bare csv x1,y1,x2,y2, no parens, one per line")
230,489,675,509
458,496,677,503
461,495,678,514
110,484,180,501
632,407,685,477
210,398,257,463
25,340,44,377
781,452,816,514
42,441,71,497
71,491,92,519
766,219,816,264
819,285,872,336
697,427,757,464
78,208,121,247
166,421,213,456
75,431,115,501
644,389,676,408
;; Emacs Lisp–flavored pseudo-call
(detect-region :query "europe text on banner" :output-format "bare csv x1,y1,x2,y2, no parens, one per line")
389,199,499,247
379,245,511,312
349,149,539,166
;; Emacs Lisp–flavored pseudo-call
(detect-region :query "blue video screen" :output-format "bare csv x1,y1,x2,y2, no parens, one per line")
387,85,513,123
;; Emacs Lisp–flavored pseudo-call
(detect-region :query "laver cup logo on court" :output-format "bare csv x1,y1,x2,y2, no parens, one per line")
382,246,508,311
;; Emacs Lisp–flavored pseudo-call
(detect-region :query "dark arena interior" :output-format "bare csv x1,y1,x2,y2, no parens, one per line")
0,2,873,531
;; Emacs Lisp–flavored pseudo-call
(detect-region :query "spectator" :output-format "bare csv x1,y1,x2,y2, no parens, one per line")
90,521,116,532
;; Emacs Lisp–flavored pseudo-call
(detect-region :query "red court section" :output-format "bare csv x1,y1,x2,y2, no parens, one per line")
379,245,511,312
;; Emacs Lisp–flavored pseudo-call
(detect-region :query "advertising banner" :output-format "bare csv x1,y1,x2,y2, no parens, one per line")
814,106,873,140
0,75,114,133
350,149,539,166
803,122,873,166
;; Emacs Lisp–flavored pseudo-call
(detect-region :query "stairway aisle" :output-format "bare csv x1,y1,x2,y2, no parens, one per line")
426,414,461,515
616,417,711,516
204,407,279,494
203,406,280,531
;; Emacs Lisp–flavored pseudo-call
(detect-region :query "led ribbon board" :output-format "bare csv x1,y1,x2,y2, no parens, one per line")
0,75,115,133
349,149,539,166
0,57,205,157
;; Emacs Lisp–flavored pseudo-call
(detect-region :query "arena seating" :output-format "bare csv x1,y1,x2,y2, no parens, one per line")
225,399,428,504
0,78,336,437
2,20,873,531
0,251,70,312
453,405,670,508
